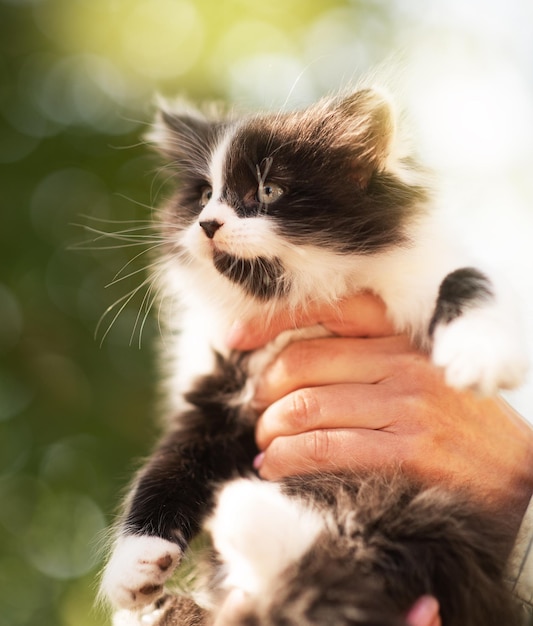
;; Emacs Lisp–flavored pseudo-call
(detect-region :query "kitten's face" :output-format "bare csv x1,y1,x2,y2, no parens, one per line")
154,90,426,305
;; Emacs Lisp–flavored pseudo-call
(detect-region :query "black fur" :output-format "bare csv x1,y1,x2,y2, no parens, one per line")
151,473,519,626
212,252,287,300
158,93,429,297
223,122,427,254
124,352,258,546
104,90,523,624
275,473,518,626
429,267,493,336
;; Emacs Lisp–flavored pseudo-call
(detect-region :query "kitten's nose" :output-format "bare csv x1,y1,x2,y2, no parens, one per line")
199,220,222,239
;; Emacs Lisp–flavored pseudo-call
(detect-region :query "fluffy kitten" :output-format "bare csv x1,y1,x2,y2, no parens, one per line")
112,472,520,626
100,87,528,622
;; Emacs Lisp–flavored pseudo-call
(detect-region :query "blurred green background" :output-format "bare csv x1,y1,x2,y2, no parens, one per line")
1,1,532,625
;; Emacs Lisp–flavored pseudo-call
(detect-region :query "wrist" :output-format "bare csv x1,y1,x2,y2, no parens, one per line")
492,398,533,536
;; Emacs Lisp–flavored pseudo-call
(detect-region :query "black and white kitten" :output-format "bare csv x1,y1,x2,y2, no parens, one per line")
111,473,520,626
100,88,528,622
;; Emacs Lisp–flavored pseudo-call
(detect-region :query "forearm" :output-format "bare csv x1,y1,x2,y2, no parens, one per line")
508,494,533,610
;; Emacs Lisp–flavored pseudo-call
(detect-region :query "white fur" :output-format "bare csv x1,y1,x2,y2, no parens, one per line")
150,91,530,412
210,126,236,196
433,294,529,393
162,193,528,412
103,94,529,617
157,201,529,418
112,605,165,626
101,535,181,610
207,479,325,596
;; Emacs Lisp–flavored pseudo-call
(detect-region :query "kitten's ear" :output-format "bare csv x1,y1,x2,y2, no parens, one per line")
335,88,396,187
147,100,221,164
207,479,325,596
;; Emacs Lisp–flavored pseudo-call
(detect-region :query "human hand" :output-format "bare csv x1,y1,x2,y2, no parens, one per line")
230,294,533,528
406,596,441,626
227,292,395,351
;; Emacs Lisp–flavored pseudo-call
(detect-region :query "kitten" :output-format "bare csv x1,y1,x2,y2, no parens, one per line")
112,472,520,626
100,87,528,620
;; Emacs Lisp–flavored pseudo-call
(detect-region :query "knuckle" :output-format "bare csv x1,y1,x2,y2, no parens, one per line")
396,351,429,376
277,340,316,375
304,430,330,466
286,389,320,432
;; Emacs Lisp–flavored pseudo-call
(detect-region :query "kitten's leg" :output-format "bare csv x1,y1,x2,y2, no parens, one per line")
429,267,528,393
102,420,256,610
101,354,258,611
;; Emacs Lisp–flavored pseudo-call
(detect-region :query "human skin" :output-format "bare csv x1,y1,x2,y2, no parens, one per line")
227,293,532,625
227,293,533,532
406,596,441,626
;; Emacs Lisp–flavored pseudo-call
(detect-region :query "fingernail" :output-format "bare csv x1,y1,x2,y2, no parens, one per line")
253,453,265,470
406,595,439,626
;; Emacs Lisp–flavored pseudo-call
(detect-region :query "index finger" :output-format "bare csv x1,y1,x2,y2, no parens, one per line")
227,292,395,351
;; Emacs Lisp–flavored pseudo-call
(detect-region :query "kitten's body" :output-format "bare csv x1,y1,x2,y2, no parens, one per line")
101,88,528,624
112,473,520,626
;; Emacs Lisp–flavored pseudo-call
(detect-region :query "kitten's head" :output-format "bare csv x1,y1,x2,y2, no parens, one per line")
152,89,427,310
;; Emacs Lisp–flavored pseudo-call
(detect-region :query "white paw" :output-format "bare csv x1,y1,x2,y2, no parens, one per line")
432,309,529,395
101,535,182,611
112,596,171,626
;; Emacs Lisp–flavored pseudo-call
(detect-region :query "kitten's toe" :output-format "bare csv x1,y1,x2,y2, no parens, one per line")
101,535,182,611
112,595,175,626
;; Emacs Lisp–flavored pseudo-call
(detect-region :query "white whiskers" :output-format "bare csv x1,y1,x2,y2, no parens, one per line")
73,212,180,349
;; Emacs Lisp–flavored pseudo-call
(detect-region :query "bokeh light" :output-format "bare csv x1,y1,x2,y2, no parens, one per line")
1,0,532,624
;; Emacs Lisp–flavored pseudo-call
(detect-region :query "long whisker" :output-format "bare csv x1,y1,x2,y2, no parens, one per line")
150,165,182,207
109,243,167,284
72,203,181,348
113,193,161,213
155,284,170,344
95,275,154,347
105,258,161,289
77,223,165,239
71,241,161,251
71,225,166,249
78,214,157,226
130,274,157,348
137,275,166,349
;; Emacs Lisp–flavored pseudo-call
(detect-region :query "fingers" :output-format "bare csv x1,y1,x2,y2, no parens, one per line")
256,428,402,481
255,335,413,408
227,292,395,350
256,382,401,452
253,335,433,476
406,596,441,626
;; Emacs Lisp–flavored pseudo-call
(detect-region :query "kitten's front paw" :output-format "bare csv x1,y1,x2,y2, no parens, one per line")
432,311,529,395
112,595,173,626
101,535,182,611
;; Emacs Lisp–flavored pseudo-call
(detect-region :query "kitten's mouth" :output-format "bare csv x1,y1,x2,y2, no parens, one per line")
212,252,287,301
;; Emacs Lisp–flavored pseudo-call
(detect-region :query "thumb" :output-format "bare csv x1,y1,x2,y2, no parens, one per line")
406,596,441,626
227,293,393,350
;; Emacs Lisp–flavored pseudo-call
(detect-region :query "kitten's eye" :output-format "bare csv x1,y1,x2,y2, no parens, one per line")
257,182,283,205
199,187,213,208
